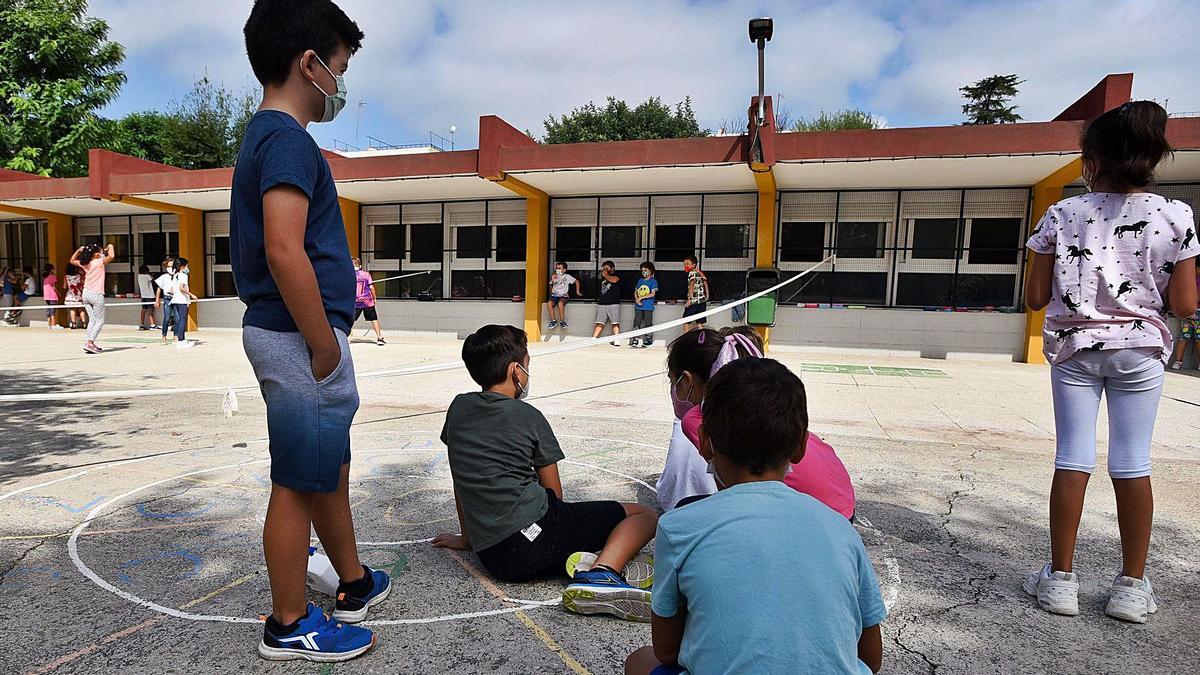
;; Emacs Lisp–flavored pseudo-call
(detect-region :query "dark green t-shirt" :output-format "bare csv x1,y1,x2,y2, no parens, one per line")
441,391,566,552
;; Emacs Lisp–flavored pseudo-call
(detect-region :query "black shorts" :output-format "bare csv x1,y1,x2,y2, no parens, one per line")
682,302,707,324
475,488,626,582
141,298,156,308
354,306,378,322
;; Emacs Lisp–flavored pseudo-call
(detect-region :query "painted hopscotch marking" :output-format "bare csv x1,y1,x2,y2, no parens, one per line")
801,363,949,378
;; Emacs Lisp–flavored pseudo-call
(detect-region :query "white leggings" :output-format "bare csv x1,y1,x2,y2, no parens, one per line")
1050,347,1163,479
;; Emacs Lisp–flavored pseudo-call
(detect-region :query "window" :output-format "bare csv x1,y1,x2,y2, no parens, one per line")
496,225,526,262
793,271,889,305
105,234,132,263
410,224,442,263
140,231,179,267
968,218,1022,264
835,222,884,259
212,271,237,296
704,224,748,259
911,218,959,259
655,225,695,261
213,236,231,265
895,273,954,307
555,228,591,262
955,274,1017,308
373,225,405,260
780,222,825,262
601,227,638,259
455,226,489,259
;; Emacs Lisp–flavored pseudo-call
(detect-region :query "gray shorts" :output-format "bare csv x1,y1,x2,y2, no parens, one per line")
243,326,359,493
595,304,620,325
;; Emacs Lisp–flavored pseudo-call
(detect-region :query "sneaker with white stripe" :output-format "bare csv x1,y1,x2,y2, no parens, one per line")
1106,574,1158,623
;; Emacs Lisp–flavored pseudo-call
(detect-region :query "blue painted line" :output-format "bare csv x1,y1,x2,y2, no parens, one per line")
19,494,105,513
117,549,204,583
422,453,447,475
136,500,215,520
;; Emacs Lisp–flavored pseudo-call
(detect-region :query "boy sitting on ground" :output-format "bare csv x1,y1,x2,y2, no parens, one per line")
433,324,657,621
626,358,885,674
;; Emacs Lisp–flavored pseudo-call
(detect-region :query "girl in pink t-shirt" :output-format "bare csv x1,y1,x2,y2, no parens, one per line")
665,326,856,518
69,243,115,354
1024,101,1198,623
42,264,61,330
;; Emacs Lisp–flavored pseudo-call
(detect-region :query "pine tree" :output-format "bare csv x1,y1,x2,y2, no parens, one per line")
960,74,1023,125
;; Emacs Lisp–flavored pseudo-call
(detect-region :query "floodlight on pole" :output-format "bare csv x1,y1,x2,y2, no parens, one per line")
748,17,773,127
449,125,457,151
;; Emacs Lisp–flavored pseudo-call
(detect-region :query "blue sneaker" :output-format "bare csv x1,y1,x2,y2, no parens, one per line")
258,603,375,662
548,320,558,329
561,568,652,622
332,565,392,623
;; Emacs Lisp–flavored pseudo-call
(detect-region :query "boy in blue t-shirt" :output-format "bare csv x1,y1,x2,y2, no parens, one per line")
630,261,658,348
231,0,389,663
626,358,886,675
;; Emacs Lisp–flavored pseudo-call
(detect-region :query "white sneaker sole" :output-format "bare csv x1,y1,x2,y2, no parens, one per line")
331,577,392,623
257,636,375,662
1023,576,1079,616
561,585,652,623
565,552,654,590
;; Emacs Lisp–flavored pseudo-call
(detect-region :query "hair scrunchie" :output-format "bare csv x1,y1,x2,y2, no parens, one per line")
709,333,763,378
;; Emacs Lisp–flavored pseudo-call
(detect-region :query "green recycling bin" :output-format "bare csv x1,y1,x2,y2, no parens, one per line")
745,267,780,327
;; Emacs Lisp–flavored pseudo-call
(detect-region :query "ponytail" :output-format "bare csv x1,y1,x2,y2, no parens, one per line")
1081,101,1172,191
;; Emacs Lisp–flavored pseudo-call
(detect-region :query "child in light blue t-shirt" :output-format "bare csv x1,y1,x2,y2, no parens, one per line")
630,261,658,348
626,358,886,675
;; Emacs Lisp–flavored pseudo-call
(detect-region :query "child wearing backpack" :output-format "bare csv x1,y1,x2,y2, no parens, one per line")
1023,101,1198,623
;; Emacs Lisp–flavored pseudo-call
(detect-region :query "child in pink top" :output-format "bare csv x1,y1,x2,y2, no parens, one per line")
352,257,385,345
42,264,61,330
69,243,114,354
665,326,856,519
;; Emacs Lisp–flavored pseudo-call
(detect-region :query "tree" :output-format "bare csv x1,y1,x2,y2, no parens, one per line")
111,111,171,162
960,74,1023,125
792,109,882,132
0,0,125,177
157,77,259,169
542,96,707,144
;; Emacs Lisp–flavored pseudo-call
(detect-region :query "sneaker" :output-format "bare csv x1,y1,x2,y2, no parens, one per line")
50,325,64,331
1106,574,1158,623
566,552,654,590
560,321,568,328
175,340,194,349
332,565,392,623
547,320,558,329
376,337,386,346
610,341,621,347
83,344,102,355
139,325,149,331
561,568,652,622
1172,361,1183,370
258,602,375,662
149,324,159,330
629,338,640,348
1023,563,1079,616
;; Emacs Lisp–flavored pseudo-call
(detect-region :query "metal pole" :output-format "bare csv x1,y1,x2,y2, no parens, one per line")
757,41,766,125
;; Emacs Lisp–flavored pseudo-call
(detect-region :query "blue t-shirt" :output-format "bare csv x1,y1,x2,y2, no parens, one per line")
229,110,354,334
634,277,658,311
652,481,886,675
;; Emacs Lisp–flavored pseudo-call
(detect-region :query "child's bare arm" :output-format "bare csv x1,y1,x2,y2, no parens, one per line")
1025,252,1054,311
858,624,883,673
1168,256,1198,318
651,610,686,666
536,463,563,500
432,488,472,550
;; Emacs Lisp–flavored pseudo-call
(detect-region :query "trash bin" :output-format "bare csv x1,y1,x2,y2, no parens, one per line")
745,267,780,327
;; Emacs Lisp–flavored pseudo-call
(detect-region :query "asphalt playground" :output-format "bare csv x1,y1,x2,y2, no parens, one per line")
1,325,1198,674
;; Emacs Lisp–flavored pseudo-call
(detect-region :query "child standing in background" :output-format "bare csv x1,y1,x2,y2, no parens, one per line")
547,261,580,330
1169,264,1200,369
682,253,709,331
70,242,115,354
64,264,84,329
630,261,657,348
42,264,61,330
1024,101,1198,623
137,264,158,330
352,258,385,345
170,258,198,347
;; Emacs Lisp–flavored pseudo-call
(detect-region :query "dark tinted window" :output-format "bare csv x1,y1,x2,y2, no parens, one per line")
373,225,405,260
911,218,959,259
410,224,442,263
555,227,591,262
456,226,489,259
835,222,883,259
780,222,825,262
655,225,695,261
496,225,526,262
968,218,1022,264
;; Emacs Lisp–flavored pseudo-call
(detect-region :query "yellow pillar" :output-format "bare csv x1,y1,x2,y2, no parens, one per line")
490,173,549,341
339,197,361,258
1022,158,1083,364
0,203,73,325
108,195,205,330
751,167,777,349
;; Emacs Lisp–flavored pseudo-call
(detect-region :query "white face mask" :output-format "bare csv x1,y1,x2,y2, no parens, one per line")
516,363,531,400
705,458,727,489
309,54,347,123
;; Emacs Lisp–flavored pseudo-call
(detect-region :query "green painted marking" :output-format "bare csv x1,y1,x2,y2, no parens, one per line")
801,363,949,378
383,549,409,577
318,664,334,675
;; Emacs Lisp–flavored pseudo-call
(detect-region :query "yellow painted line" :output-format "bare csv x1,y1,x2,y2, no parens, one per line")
445,549,591,675
27,617,166,675
179,568,264,609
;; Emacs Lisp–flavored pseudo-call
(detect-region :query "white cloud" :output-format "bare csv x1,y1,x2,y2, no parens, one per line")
87,0,1200,148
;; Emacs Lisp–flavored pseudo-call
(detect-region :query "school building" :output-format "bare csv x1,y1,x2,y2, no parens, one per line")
2,73,1198,363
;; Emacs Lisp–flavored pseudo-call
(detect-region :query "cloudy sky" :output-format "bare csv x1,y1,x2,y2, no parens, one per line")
90,0,1200,150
